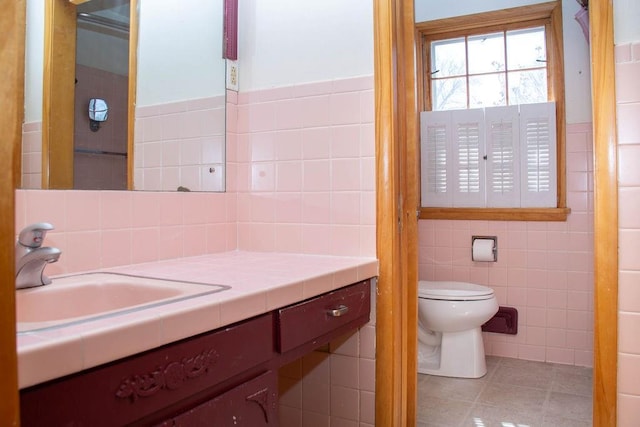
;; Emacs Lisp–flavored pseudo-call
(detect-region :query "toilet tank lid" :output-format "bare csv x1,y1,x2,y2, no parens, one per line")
418,280,494,298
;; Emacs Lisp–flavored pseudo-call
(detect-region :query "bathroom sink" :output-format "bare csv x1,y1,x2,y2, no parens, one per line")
16,272,230,333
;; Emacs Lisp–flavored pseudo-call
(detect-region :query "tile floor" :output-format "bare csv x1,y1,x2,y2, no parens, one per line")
417,356,593,427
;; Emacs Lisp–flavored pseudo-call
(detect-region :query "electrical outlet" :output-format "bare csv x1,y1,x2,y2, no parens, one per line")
226,59,239,91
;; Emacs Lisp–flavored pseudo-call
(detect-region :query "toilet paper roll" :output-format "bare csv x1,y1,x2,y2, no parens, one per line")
472,238,496,262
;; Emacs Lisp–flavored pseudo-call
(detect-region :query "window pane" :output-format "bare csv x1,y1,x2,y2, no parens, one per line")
431,38,466,78
432,77,467,110
508,69,548,104
507,27,546,70
468,32,505,74
469,74,506,108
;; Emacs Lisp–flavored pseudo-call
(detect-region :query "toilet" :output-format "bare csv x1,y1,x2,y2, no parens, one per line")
417,280,498,378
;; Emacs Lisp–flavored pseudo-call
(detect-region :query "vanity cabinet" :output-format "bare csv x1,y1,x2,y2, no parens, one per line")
20,313,276,427
157,370,278,426
276,279,371,362
20,279,371,426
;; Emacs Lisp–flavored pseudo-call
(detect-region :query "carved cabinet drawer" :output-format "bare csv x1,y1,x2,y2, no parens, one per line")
276,280,371,354
20,313,275,427
158,370,278,426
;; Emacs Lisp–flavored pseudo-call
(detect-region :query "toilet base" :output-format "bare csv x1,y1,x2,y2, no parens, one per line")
418,327,488,378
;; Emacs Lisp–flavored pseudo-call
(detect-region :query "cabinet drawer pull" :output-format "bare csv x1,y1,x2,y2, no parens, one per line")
327,305,349,317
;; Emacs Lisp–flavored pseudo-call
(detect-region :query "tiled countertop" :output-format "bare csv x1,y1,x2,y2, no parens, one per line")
16,251,378,389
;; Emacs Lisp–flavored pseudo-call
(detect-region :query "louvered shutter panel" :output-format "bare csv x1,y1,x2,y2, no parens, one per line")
420,110,452,207
520,102,557,207
452,109,485,207
485,105,520,207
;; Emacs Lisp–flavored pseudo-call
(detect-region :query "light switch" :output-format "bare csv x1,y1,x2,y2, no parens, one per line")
226,59,238,91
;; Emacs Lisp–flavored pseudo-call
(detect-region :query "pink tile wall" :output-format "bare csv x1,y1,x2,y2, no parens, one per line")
134,96,226,192
229,77,377,425
14,189,237,275
21,121,42,189
230,77,376,258
418,123,594,367
615,42,640,425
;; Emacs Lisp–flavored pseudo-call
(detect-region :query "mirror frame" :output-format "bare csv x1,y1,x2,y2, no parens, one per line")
42,0,137,190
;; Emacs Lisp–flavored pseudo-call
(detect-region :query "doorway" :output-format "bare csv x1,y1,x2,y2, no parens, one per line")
73,1,130,189
373,0,618,425
42,0,136,190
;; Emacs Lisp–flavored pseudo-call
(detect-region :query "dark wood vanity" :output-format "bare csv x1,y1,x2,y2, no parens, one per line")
20,279,371,426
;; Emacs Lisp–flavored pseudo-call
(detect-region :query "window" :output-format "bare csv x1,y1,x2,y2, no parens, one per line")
430,28,548,111
416,2,568,221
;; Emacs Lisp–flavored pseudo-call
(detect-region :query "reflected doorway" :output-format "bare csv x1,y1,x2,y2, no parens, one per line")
43,0,136,190
73,1,130,189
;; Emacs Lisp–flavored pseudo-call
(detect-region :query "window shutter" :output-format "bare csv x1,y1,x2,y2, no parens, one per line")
420,110,453,207
421,103,557,209
520,102,557,207
452,109,485,207
485,105,520,207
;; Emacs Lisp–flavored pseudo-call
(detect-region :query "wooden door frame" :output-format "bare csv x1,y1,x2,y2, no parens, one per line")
0,1,24,425
373,0,419,425
590,0,618,424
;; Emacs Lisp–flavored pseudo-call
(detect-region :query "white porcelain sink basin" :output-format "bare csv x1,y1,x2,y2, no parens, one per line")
16,272,229,333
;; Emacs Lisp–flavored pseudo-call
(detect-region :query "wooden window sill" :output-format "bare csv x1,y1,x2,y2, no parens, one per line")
419,207,571,222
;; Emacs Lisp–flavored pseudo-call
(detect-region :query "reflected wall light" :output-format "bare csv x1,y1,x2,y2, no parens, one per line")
88,98,108,132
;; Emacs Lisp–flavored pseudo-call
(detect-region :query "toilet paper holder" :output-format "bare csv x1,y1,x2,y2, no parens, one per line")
471,236,497,262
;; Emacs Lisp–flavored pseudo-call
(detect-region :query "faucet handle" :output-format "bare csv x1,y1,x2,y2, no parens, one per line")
18,222,55,248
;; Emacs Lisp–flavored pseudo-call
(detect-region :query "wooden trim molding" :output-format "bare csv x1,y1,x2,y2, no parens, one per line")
373,0,403,423
374,0,418,425
127,0,139,190
420,207,570,221
0,1,24,425
42,0,77,189
590,1,618,425
415,1,557,34
399,0,420,425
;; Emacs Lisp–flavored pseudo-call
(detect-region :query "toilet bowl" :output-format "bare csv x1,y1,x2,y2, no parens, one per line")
417,280,498,378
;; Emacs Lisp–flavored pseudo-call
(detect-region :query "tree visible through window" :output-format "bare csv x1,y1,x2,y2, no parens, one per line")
430,27,548,111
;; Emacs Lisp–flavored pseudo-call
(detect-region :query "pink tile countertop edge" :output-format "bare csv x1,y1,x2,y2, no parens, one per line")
16,251,378,389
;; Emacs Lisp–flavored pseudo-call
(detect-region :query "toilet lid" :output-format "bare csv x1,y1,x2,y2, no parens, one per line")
418,280,494,301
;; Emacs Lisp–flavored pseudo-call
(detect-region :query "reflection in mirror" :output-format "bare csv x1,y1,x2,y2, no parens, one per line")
134,0,226,192
21,0,226,192
74,0,130,190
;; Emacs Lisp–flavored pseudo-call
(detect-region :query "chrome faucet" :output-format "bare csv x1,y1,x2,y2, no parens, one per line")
15,222,61,289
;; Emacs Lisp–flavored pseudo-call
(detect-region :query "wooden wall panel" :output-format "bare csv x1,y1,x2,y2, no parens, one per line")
0,0,24,425
42,0,77,189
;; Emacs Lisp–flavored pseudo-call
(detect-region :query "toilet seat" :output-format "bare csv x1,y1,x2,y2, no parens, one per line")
418,280,494,301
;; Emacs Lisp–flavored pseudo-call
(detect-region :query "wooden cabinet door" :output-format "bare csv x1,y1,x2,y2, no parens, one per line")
159,370,278,427
20,314,275,427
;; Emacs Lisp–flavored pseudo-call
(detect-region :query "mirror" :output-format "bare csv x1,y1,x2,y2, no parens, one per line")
22,0,227,192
